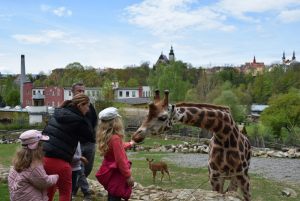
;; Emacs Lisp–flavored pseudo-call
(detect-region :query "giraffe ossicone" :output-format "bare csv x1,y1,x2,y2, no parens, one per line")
132,90,251,201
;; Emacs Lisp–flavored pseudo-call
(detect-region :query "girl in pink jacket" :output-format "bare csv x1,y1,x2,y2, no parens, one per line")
95,107,136,201
8,130,58,201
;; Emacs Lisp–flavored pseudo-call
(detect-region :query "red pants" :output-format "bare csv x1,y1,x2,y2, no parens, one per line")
44,157,72,201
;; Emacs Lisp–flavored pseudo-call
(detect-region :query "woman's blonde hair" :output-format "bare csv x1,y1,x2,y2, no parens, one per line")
60,93,90,108
12,142,44,172
96,117,124,156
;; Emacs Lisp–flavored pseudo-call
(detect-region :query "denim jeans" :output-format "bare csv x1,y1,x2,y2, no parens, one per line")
71,170,81,195
77,142,96,195
107,194,121,201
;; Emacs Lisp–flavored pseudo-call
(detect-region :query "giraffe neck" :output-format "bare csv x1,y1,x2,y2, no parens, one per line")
173,106,236,137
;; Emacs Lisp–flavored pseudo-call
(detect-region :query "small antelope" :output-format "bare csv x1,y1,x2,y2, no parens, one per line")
146,158,171,183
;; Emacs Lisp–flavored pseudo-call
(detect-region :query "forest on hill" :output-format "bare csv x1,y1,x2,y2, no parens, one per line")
0,61,299,146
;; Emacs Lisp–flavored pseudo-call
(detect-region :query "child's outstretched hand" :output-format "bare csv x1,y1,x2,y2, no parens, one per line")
126,176,134,187
80,156,88,165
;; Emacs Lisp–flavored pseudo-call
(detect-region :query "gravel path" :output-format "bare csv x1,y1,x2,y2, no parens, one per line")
163,153,300,185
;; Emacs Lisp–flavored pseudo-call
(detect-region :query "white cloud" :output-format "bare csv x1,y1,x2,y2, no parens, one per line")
12,30,100,48
53,7,72,17
278,9,300,23
12,30,67,44
216,0,300,22
125,0,235,37
40,4,72,17
40,4,51,12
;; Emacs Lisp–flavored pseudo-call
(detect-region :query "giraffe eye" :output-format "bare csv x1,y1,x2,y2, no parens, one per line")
158,115,168,121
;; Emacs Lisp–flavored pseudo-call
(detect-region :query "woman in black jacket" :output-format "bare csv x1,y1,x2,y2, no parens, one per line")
42,93,93,201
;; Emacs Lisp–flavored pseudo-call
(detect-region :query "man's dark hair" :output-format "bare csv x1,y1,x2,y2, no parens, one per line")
71,82,84,93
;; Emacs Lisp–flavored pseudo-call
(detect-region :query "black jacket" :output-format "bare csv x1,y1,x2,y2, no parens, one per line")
42,105,93,163
85,103,98,143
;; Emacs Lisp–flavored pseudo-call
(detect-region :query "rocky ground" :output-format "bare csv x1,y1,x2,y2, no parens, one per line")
162,153,300,185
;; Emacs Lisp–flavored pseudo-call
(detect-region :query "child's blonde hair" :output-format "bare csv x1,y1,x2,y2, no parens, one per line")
12,142,44,172
96,117,124,156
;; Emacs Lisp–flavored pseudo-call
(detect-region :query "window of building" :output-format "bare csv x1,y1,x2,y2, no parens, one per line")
33,91,36,95
43,91,45,95
92,91,95,96
69,91,71,96
132,91,136,97
126,91,129,97
119,91,123,97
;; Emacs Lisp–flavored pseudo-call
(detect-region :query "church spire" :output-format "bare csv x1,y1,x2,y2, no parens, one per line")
253,56,256,64
169,46,175,62
292,51,296,60
282,51,286,62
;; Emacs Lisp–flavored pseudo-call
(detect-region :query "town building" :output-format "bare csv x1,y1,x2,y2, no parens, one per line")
240,56,265,76
154,46,176,68
282,51,298,65
114,86,151,105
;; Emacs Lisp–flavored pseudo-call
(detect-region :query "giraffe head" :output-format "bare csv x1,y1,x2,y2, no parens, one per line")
132,90,175,143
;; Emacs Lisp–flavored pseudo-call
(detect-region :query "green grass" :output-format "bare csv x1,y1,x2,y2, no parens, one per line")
1,140,300,201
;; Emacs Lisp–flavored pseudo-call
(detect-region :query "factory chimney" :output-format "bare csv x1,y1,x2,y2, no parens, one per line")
20,55,26,107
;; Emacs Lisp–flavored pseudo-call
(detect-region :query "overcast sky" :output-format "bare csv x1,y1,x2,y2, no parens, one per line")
1,0,300,74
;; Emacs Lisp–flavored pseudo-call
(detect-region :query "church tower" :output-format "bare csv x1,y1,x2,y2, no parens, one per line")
169,46,175,62
292,51,296,61
282,51,286,63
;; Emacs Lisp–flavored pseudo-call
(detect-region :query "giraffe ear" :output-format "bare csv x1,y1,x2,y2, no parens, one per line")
154,89,160,103
163,90,169,107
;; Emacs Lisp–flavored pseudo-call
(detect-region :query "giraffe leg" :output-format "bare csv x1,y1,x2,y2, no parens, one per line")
209,173,225,193
226,176,238,192
236,175,251,201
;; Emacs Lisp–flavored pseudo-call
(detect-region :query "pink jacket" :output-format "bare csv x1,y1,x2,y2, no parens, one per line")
8,164,58,201
96,135,132,200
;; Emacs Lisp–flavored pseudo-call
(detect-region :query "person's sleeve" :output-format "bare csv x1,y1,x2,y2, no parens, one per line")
111,136,131,178
28,166,58,190
123,142,132,150
72,143,81,163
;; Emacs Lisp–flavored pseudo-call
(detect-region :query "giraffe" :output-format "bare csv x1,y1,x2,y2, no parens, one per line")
132,90,251,201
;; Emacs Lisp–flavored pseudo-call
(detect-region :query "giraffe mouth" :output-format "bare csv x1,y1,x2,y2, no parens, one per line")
131,131,145,143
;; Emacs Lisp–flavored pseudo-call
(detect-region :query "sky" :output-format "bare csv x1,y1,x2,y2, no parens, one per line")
1,0,300,74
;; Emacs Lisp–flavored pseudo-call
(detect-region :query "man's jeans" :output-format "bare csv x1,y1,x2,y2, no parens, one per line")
77,142,96,195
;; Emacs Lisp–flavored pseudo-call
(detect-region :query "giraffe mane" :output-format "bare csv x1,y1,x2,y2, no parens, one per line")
175,102,231,113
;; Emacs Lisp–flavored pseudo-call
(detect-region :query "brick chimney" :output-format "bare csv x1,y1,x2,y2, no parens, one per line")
20,55,26,107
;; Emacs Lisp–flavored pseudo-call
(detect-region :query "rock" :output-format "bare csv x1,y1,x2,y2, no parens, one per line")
281,187,297,198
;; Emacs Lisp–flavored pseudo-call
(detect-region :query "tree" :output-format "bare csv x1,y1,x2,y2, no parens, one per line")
213,88,246,123
260,89,300,143
1,76,20,106
127,78,139,87
101,78,114,101
148,61,191,102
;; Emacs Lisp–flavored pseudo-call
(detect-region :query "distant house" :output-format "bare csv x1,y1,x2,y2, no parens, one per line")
22,83,101,107
114,86,151,105
250,104,268,121
240,56,265,76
